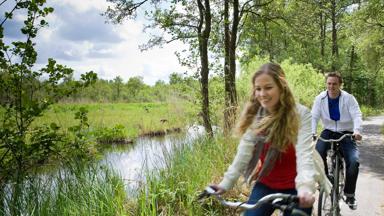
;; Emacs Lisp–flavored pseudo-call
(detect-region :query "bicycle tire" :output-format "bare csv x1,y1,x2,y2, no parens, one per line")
317,188,332,216
331,155,341,216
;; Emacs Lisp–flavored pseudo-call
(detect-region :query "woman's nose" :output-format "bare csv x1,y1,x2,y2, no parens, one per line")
260,89,267,96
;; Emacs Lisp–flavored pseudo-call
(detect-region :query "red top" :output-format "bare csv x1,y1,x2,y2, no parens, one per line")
259,142,297,189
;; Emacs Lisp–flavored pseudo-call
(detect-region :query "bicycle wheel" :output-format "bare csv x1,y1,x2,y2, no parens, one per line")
331,156,341,216
317,187,332,216
338,159,346,197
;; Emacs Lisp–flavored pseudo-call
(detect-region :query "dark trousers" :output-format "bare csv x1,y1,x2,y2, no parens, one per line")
244,182,312,216
315,129,360,197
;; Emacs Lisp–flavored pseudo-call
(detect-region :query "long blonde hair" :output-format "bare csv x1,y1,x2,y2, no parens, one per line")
235,63,299,151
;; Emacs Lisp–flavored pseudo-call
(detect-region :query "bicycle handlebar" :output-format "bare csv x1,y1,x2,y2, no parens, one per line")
198,186,309,216
315,133,354,143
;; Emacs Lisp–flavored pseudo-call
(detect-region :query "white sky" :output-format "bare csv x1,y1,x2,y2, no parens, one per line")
3,0,189,85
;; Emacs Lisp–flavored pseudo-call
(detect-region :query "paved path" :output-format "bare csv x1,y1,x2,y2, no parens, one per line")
315,116,384,216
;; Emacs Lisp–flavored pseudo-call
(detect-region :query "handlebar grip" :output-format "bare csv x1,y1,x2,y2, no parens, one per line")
197,190,210,200
312,134,317,141
290,195,300,203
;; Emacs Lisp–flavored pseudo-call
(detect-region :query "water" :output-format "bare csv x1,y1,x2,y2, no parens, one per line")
0,125,205,215
101,125,205,193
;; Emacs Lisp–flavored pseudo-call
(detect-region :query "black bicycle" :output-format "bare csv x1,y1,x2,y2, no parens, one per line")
316,133,353,216
198,186,309,216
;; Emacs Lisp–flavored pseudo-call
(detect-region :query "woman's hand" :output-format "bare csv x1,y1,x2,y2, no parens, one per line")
298,191,315,208
208,184,227,195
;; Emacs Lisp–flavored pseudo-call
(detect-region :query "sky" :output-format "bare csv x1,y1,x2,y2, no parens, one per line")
2,0,189,85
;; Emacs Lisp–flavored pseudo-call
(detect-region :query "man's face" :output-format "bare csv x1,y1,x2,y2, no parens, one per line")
326,76,341,96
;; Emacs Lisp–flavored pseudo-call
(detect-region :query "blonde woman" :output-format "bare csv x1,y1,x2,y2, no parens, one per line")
210,63,328,215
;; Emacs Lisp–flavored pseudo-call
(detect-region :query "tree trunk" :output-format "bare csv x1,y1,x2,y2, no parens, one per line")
331,0,338,71
223,0,238,135
319,0,326,73
346,45,355,93
197,0,213,136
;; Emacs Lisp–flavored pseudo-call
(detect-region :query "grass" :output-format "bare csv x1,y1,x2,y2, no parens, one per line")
32,102,194,139
0,132,242,216
360,105,384,118
0,162,128,216
134,135,247,216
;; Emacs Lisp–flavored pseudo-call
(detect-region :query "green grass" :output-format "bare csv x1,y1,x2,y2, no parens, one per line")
361,105,384,119
134,135,246,216
32,102,193,139
0,163,128,216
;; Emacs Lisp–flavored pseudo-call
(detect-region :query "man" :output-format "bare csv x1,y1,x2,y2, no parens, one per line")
311,72,362,210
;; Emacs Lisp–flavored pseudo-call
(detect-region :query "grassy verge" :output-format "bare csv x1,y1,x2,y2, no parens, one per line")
361,105,384,118
0,162,127,216
32,102,193,140
134,135,246,215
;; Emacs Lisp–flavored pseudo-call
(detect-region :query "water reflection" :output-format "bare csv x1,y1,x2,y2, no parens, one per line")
101,125,205,194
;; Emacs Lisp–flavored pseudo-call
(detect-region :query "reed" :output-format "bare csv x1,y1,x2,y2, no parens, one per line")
0,162,127,216
134,134,244,215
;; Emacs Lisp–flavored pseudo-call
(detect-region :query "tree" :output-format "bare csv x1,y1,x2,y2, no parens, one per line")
221,0,275,134
346,0,384,106
113,76,124,101
104,0,213,136
0,0,97,185
222,0,238,134
126,76,146,102
169,72,184,85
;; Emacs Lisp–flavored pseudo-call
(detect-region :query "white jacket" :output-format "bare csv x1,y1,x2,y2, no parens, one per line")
218,104,331,195
311,90,363,134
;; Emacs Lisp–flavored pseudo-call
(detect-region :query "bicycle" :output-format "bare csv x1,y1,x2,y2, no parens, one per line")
198,186,309,216
315,133,354,216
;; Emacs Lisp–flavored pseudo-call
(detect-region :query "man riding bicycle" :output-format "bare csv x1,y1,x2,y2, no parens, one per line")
311,72,362,210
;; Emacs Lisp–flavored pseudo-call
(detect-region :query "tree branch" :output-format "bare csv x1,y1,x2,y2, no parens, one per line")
0,0,9,7
0,0,20,27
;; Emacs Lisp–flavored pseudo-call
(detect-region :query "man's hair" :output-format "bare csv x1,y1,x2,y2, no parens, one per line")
326,72,343,84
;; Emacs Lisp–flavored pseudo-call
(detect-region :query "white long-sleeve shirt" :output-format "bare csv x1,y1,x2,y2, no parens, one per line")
311,90,363,134
218,104,330,195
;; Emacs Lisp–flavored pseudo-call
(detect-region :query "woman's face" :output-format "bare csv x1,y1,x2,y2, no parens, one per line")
254,73,281,113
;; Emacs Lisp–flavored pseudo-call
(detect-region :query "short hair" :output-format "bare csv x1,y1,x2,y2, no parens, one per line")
326,72,343,84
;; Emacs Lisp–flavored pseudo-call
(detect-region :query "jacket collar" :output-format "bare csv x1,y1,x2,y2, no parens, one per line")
320,90,346,118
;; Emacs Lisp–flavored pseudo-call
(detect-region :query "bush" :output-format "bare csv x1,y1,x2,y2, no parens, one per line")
93,124,127,143
238,57,324,107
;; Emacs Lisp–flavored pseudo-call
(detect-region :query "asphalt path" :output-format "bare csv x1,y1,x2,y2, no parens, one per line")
315,115,384,216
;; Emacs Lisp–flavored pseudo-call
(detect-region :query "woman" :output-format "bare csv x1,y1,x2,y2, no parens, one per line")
210,63,327,215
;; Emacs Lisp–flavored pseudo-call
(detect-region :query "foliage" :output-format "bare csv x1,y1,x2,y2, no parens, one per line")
238,57,324,107
345,0,384,107
93,124,127,143
135,135,241,215
239,0,383,108
0,0,97,183
360,106,384,118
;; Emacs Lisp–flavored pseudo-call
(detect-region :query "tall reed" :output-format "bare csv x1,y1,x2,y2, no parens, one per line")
0,162,127,216
135,134,244,215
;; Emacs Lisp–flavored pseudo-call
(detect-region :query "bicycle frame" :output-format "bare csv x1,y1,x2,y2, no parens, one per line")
199,186,309,216
316,133,353,216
